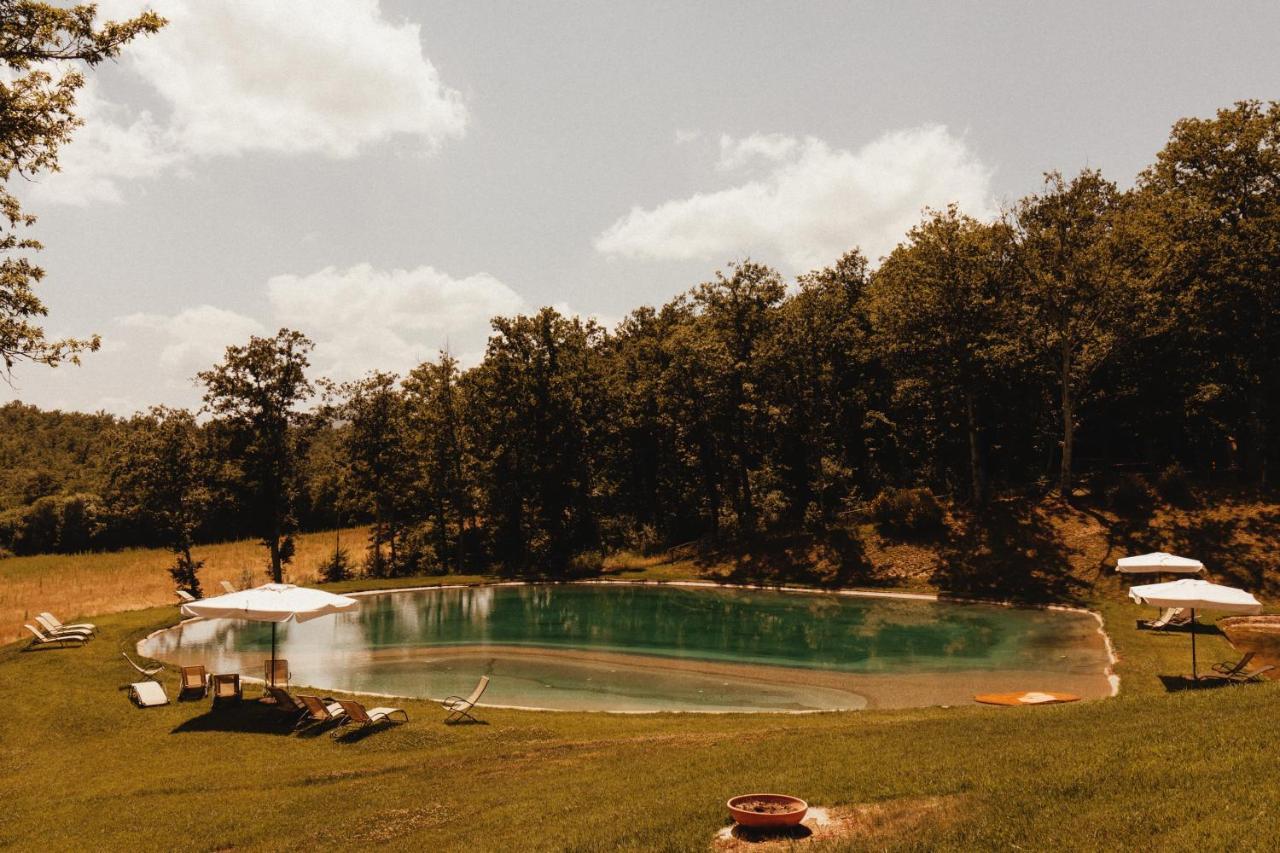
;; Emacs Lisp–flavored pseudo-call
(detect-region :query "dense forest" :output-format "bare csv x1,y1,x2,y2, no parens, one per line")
2,101,1277,591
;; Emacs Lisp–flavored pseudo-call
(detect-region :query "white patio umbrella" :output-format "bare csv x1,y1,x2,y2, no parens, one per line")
1129,578,1263,681
1116,552,1205,575
180,583,360,687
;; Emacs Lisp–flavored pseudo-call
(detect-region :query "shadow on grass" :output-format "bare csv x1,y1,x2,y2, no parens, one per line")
695,529,884,590
443,718,489,727
931,501,1086,605
724,824,814,844
170,702,298,736
1158,674,1237,693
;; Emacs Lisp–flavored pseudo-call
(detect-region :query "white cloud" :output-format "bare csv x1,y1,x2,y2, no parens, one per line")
1,263,601,414
33,0,467,203
119,304,267,374
596,125,994,270
716,132,798,171
266,264,524,378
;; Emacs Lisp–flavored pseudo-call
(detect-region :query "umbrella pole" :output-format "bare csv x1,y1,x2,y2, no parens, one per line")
271,623,277,687
1190,608,1197,682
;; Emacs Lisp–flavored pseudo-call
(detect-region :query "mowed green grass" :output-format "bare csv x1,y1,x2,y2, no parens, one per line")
1,570,1277,852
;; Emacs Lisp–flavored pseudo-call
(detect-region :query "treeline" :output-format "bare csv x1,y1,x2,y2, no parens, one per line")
3,101,1277,587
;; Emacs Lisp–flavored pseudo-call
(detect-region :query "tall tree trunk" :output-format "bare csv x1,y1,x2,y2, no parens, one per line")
269,527,282,583
1060,341,1074,496
964,390,985,504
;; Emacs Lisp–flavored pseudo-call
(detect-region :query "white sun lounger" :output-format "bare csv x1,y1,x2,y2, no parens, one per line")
220,581,238,594
38,612,96,635
176,590,198,604
35,615,94,639
24,624,87,648
129,681,169,707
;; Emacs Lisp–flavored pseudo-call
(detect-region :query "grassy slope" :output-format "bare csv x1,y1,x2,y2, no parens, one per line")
0,527,368,644
1,493,1278,850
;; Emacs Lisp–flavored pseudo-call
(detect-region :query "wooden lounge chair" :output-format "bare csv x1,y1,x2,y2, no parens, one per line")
35,615,94,640
298,694,347,727
1226,663,1276,684
333,700,408,737
266,686,312,726
264,658,290,689
122,652,164,681
219,581,238,594
24,624,87,649
1142,607,1190,630
38,612,96,635
1212,652,1256,677
176,589,197,604
179,665,209,699
442,675,489,723
128,681,170,708
211,673,242,705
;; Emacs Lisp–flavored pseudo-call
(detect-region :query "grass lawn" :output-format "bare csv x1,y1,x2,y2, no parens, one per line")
1,555,1277,852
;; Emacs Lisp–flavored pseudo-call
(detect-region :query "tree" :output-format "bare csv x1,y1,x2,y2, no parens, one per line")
466,309,605,573
762,250,882,524
403,353,474,573
199,329,313,583
0,2,163,373
1136,101,1280,483
1013,170,1137,495
869,206,1017,504
689,260,786,532
108,407,209,597
332,371,412,576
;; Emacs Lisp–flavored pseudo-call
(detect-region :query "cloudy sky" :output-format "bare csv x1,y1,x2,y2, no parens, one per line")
5,0,1278,413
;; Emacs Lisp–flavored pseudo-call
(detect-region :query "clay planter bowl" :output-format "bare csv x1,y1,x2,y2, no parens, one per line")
727,793,809,828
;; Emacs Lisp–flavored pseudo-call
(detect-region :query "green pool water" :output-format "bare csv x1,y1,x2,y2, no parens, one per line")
141,583,1112,712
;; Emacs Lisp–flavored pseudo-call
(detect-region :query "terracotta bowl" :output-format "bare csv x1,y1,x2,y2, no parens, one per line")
727,793,809,828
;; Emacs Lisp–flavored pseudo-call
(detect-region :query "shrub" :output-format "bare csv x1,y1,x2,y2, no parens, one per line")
1155,462,1193,505
869,487,944,538
317,545,354,583
565,550,604,577
1105,472,1151,513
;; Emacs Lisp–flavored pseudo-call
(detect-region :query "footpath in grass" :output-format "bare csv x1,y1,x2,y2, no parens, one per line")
1,569,1278,851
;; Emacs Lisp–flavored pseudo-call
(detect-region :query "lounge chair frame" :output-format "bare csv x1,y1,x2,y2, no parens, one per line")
332,700,408,738
442,675,489,723
122,651,164,681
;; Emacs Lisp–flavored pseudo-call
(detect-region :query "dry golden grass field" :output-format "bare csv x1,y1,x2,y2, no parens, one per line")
0,527,367,643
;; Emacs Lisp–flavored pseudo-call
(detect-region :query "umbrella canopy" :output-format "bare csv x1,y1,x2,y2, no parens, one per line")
1129,579,1263,680
1128,578,1262,613
181,583,359,623
180,583,360,687
1116,552,1205,574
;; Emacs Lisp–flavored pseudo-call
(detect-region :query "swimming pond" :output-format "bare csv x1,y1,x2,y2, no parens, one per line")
140,583,1114,712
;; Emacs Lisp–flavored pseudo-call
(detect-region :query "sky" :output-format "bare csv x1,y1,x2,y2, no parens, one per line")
5,0,1279,414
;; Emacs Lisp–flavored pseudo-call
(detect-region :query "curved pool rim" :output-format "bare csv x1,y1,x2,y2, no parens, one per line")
140,579,1121,714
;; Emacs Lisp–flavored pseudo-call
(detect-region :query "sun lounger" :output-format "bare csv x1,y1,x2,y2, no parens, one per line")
176,590,197,604
211,673,242,705
1226,663,1276,684
1212,652,1255,677
24,624,87,649
122,652,164,681
266,686,312,726
38,612,96,635
128,681,170,707
1142,607,1190,630
298,694,347,726
179,665,209,699
35,615,94,639
333,700,408,737
442,675,489,723
220,581,238,594
265,658,290,689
